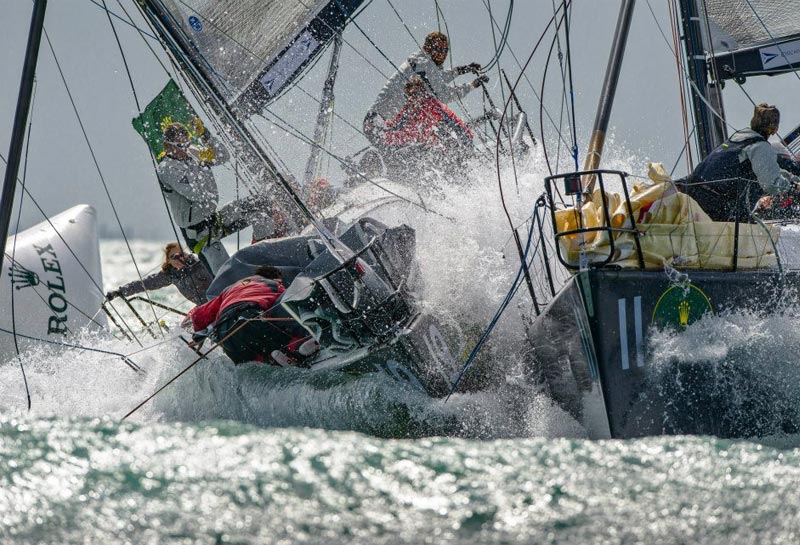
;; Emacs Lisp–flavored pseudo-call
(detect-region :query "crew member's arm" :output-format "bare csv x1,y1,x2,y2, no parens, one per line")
745,141,800,194
187,294,223,331
106,271,171,299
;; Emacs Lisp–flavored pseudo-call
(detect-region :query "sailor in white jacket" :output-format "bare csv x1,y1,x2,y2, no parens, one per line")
363,32,488,148
159,119,275,273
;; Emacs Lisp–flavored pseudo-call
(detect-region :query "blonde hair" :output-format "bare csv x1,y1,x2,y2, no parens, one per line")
162,242,181,273
750,103,780,137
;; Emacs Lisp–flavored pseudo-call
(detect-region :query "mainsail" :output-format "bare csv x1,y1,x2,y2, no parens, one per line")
702,0,800,79
143,0,364,112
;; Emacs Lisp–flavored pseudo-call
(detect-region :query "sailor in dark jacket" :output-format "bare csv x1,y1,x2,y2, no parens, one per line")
106,242,213,305
682,103,800,221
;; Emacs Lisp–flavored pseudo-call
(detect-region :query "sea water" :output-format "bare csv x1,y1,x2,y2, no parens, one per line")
2,157,800,544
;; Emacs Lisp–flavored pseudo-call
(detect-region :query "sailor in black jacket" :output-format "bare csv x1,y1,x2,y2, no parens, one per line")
106,242,213,305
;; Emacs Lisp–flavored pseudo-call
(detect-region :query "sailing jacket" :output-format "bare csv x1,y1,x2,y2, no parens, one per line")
683,129,800,220
368,50,474,123
383,95,473,148
188,275,284,332
115,255,213,305
157,135,230,228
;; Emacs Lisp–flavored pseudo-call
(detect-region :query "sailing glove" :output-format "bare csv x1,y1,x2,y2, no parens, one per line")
471,75,490,88
105,290,121,300
456,63,482,75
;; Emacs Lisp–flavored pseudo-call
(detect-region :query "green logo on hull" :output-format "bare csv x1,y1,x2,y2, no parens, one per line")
651,284,713,328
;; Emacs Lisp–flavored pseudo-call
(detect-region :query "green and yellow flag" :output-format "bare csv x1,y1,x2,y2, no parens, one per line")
132,80,202,162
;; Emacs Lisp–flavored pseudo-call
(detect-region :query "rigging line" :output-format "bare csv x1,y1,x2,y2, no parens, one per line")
114,0,171,77
256,110,453,220
741,0,800,85
385,0,421,48
562,0,579,170
0,327,142,373
122,300,278,420
101,0,164,335
481,0,513,73
549,0,569,173
40,28,158,339
486,0,508,106
446,202,543,398
497,0,568,299
669,125,697,177
666,0,694,173
8,79,37,411
479,0,570,148
84,0,157,40
0,153,141,342
431,2,480,134
538,7,570,177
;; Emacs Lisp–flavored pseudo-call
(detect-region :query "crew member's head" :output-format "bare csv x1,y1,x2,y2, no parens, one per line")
751,103,780,139
423,31,449,66
404,75,426,103
163,122,190,154
254,265,283,281
162,241,188,272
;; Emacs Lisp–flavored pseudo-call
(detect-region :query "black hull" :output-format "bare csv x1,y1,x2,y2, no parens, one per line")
529,269,800,439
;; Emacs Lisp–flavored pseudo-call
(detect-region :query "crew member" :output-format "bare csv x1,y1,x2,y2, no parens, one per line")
363,32,487,151
158,119,278,273
186,265,313,365
106,242,212,305
682,103,800,221
382,76,474,167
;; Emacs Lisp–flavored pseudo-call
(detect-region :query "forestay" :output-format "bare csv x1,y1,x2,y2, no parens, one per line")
144,0,364,111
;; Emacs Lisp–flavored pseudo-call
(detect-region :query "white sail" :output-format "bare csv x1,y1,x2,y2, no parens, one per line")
145,0,365,109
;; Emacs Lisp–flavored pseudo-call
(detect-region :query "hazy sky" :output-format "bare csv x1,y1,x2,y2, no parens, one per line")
3,0,800,239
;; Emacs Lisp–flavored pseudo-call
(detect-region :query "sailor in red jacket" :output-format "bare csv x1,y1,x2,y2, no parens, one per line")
187,265,310,365
383,76,474,150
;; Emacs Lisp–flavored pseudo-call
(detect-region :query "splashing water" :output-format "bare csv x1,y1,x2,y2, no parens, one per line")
4,151,800,543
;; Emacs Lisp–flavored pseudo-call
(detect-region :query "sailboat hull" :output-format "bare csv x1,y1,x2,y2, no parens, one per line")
529,268,800,439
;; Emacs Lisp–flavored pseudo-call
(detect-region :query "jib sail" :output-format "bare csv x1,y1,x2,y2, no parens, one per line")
141,0,364,112
702,0,800,80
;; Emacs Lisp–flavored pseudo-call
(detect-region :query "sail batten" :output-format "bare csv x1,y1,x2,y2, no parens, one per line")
144,0,364,110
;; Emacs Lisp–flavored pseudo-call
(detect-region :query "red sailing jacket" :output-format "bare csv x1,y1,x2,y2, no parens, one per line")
383,95,473,148
189,276,284,332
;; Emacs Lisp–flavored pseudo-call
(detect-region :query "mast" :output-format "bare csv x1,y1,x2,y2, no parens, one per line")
0,0,48,279
583,0,636,188
303,34,343,185
677,0,726,161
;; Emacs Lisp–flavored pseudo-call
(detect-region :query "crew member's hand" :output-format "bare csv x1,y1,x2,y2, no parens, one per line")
756,195,773,209
105,290,121,301
456,62,482,75
472,75,490,88
189,116,206,137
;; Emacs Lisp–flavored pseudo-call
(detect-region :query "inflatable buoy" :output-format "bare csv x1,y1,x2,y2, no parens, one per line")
1,205,105,359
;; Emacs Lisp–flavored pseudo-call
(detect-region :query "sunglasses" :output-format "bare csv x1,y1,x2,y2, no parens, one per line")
169,253,185,260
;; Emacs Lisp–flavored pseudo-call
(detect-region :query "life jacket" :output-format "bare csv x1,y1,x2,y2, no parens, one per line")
189,275,284,332
383,96,473,149
681,134,764,221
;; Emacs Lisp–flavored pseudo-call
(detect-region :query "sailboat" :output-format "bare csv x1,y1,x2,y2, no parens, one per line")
2,0,533,399
520,0,800,439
